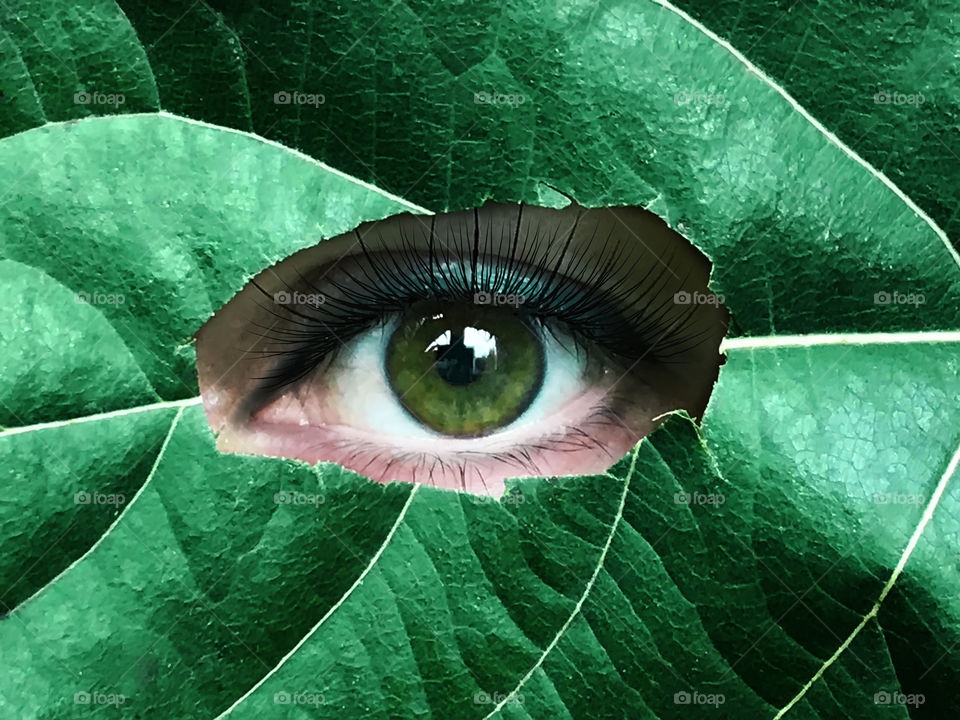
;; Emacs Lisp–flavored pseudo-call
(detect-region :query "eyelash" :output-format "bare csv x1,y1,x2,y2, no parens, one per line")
306,400,626,490
245,203,708,400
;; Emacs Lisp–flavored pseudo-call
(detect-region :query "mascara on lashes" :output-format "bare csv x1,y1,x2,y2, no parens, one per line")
241,202,718,412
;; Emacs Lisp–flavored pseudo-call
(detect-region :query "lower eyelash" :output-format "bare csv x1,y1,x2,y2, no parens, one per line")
306,401,628,492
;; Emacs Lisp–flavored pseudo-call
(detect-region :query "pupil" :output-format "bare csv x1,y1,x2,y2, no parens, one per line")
430,327,497,386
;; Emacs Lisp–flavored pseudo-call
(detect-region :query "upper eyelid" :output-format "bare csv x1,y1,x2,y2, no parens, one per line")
289,207,708,342
293,206,651,311
265,245,662,364
228,202,724,411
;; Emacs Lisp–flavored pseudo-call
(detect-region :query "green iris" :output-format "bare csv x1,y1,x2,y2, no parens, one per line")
385,303,544,436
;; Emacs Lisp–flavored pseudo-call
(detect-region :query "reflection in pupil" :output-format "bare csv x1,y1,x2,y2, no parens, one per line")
427,326,498,386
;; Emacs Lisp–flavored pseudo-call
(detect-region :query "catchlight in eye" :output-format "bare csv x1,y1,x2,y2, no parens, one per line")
195,201,728,496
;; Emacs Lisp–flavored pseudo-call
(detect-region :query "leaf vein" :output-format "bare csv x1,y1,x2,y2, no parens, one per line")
652,0,960,271
480,443,640,718
213,483,422,719
8,405,187,614
773,440,960,719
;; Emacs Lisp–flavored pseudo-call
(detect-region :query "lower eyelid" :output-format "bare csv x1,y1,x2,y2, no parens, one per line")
247,390,619,452
226,394,656,495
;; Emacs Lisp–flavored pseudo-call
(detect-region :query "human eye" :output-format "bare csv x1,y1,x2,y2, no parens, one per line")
195,201,727,496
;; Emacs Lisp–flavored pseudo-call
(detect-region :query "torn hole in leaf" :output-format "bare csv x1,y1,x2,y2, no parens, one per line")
195,200,728,496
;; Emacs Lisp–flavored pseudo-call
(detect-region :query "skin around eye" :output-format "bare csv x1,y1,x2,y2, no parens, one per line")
218,314,666,496
195,201,728,497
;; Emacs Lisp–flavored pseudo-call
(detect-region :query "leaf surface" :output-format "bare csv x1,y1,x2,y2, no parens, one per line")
0,2,958,718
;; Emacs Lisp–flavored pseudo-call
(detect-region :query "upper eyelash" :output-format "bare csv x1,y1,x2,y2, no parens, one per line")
244,202,713,399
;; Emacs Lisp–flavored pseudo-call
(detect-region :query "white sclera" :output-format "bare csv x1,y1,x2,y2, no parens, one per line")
327,317,588,441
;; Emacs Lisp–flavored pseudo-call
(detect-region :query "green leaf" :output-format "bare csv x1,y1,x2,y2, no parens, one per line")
1,2,958,719
4,0,956,253
668,0,960,261
0,113,423,403
0,113,422,615
0,0,159,133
